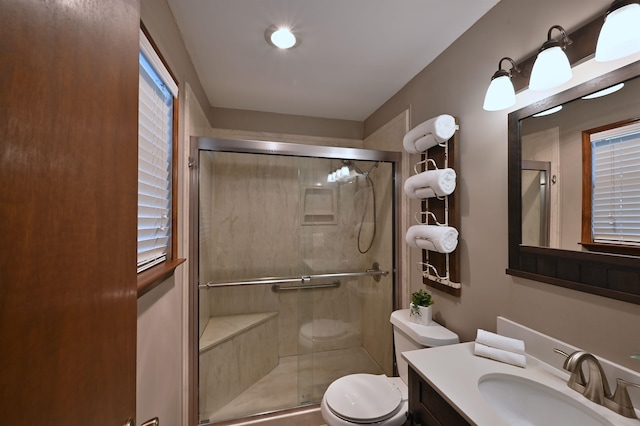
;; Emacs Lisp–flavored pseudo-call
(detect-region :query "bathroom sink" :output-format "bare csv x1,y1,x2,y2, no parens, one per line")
478,373,614,426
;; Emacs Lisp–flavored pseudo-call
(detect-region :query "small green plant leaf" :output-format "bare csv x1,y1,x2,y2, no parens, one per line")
410,289,433,316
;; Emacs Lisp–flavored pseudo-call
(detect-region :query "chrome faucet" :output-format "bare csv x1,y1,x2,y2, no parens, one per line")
559,350,611,404
554,348,640,418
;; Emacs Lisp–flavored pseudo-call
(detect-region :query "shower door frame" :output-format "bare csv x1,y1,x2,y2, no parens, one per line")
187,136,403,425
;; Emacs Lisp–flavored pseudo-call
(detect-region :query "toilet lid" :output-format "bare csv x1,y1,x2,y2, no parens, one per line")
325,374,402,423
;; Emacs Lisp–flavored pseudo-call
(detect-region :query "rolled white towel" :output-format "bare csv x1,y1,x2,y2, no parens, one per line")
476,329,525,355
404,168,456,199
405,225,458,253
474,342,527,368
403,115,457,154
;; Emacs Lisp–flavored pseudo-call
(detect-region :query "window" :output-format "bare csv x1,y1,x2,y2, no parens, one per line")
138,29,179,276
582,119,640,254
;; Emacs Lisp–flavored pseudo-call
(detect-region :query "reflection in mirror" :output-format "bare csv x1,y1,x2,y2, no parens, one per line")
521,161,551,247
508,60,640,305
520,71,640,251
582,118,640,254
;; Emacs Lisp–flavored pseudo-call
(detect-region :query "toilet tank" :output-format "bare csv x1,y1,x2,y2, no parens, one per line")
390,309,459,385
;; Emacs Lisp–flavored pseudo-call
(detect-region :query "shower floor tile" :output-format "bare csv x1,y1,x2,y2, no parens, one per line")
203,346,383,424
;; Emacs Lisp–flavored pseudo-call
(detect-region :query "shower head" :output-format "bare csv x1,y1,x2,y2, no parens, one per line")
342,160,378,177
327,165,359,183
330,160,379,254
327,160,379,183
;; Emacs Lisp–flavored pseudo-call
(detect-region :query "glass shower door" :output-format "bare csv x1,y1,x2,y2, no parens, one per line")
195,139,398,424
296,157,395,404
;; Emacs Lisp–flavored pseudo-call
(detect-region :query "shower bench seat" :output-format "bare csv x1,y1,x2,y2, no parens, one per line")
199,312,279,417
199,312,278,352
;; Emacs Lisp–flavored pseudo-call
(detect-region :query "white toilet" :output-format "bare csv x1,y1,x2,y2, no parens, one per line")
320,309,459,426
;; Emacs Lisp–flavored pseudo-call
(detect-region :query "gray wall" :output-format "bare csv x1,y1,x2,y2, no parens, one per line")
210,107,364,140
141,0,210,126
365,0,640,371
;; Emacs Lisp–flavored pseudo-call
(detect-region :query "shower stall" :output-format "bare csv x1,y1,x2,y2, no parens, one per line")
190,137,401,424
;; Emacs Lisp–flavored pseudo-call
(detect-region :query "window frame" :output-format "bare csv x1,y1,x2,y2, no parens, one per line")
581,117,640,256
137,25,185,297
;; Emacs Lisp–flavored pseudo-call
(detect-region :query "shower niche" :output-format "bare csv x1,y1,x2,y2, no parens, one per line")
301,187,337,225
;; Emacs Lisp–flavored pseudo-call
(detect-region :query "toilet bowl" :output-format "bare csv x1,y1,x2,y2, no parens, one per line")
320,309,459,426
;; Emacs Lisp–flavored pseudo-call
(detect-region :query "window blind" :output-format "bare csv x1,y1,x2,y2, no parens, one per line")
137,40,176,273
591,122,640,246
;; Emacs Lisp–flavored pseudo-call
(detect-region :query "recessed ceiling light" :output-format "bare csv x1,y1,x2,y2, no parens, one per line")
265,25,298,49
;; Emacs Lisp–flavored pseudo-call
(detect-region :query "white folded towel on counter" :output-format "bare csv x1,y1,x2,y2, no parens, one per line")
476,329,525,354
403,114,457,154
405,225,459,253
404,168,456,199
474,342,527,368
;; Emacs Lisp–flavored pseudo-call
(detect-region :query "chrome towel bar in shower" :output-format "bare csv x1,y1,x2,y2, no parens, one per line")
271,280,341,292
198,263,389,289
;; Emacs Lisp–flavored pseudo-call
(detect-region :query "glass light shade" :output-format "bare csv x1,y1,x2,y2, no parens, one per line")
595,3,640,62
483,75,516,111
271,27,296,49
532,105,563,117
529,46,573,91
581,82,625,99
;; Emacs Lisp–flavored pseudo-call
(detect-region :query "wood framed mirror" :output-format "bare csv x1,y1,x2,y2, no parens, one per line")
507,60,640,305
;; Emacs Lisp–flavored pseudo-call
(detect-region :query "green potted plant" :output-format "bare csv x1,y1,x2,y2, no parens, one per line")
409,289,434,325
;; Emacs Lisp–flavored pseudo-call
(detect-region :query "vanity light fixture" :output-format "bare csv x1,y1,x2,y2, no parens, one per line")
265,25,298,49
529,25,573,91
596,0,640,62
532,105,563,117
581,82,625,99
483,57,521,111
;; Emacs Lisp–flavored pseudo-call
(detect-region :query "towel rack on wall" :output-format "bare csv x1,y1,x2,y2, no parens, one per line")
421,119,460,294
198,263,389,289
403,115,461,295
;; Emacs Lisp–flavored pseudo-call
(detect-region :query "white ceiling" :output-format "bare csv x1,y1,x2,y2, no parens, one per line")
167,0,501,121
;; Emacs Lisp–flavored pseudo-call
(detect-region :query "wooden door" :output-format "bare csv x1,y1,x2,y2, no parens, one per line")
0,1,140,424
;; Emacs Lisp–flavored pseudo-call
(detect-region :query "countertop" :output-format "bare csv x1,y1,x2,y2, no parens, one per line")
403,342,640,426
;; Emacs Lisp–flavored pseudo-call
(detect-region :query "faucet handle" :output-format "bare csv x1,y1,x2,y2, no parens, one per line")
554,348,570,357
611,378,640,419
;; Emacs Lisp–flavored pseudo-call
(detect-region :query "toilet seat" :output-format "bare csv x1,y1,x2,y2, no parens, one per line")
324,374,403,424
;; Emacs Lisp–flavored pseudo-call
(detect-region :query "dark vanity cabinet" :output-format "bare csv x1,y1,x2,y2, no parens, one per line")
408,366,471,426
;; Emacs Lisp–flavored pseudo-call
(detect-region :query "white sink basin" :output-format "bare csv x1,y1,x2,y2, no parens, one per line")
478,373,614,426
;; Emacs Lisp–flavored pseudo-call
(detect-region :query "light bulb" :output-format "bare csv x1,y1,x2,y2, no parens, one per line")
271,27,296,49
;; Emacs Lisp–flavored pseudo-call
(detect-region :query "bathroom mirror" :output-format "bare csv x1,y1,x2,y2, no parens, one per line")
507,60,640,305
